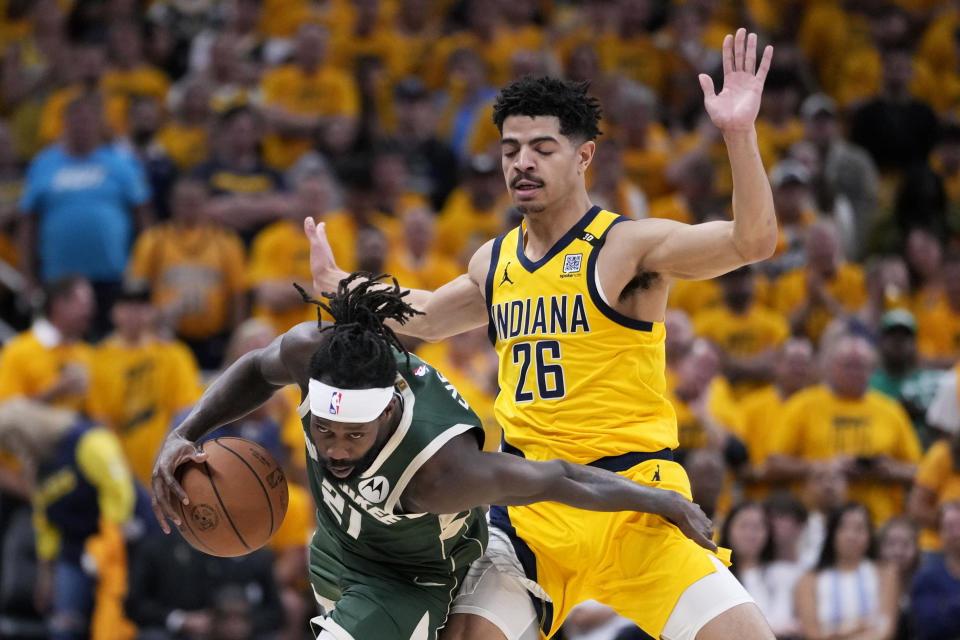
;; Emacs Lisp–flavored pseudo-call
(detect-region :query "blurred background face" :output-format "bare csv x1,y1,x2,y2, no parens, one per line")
53,281,96,337
804,112,838,148
171,180,209,224
773,181,810,225
720,271,754,313
294,175,334,218
905,228,941,280
295,24,327,70
129,98,162,143
943,260,960,307
942,505,960,553
879,326,915,372
466,166,504,209
676,339,720,396
807,464,847,511
402,207,435,257
728,505,768,561
108,21,142,63
395,97,435,141
769,509,805,556
111,300,154,339
833,507,871,564
878,520,917,574
827,337,875,399
372,152,406,195
776,339,815,395
74,45,106,85
182,83,212,123
223,111,259,155
806,225,840,277
664,310,694,365
65,100,103,151
356,228,389,274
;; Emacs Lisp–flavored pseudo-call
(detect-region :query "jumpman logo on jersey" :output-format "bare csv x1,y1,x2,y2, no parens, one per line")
499,261,515,287
652,464,661,482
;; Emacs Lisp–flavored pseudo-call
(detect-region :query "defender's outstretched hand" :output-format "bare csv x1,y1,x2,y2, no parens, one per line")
304,217,347,296
698,28,773,133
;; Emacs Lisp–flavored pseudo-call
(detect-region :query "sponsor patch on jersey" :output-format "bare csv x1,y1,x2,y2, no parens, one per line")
563,253,583,274
414,364,429,377
329,391,342,415
358,475,390,503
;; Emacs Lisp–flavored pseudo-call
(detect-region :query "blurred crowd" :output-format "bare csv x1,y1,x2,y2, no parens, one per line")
1,0,960,639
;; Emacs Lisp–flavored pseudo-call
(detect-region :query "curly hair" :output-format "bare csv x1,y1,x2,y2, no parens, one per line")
492,76,603,142
295,273,423,388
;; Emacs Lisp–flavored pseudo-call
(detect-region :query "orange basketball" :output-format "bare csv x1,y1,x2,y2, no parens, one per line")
175,437,288,557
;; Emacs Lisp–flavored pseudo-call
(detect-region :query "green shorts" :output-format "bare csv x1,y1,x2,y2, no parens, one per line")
309,546,470,640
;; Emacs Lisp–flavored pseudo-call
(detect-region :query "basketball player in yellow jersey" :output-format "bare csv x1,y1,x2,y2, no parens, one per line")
307,29,777,640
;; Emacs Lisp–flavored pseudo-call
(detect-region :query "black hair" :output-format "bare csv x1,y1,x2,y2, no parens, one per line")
764,490,808,524
718,500,775,579
816,502,876,571
42,275,88,316
492,76,602,142
296,273,423,389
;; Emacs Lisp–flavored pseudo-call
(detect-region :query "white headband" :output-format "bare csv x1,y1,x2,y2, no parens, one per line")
308,379,395,423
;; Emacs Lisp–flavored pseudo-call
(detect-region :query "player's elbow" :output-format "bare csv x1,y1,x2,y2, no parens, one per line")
736,226,778,263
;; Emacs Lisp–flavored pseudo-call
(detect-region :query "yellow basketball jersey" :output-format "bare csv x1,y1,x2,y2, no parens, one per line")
486,207,678,464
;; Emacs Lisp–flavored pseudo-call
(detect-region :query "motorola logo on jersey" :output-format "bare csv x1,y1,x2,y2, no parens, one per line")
358,476,390,503
329,391,343,415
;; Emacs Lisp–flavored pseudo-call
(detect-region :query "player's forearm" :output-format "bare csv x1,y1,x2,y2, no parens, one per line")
173,351,284,443
725,130,777,262
544,460,681,517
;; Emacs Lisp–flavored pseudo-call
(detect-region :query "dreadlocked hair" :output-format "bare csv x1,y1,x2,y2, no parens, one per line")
492,76,602,142
294,273,424,388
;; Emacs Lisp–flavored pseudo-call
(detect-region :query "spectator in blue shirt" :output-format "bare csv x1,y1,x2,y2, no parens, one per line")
17,93,152,336
911,500,960,640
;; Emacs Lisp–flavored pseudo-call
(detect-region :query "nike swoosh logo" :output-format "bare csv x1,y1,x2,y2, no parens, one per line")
412,577,445,587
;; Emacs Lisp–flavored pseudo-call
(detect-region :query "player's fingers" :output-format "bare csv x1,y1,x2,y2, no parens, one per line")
161,465,189,510
150,490,171,535
744,32,757,74
303,216,315,238
756,45,774,84
698,74,715,98
734,28,746,71
721,34,734,75
187,448,207,464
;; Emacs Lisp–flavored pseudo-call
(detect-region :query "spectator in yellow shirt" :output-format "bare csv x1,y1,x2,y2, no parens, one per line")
772,221,867,344
0,275,95,413
767,334,922,525
385,206,460,293
693,265,789,399
260,23,360,170
908,422,960,552
738,338,816,501
157,82,211,172
610,81,672,201
435,154,506,265
88,284,202,486
101,21,170,133
762,160,819,279
127,178,247,369
37,43,127,146
917,252,960,366
248,169,336,334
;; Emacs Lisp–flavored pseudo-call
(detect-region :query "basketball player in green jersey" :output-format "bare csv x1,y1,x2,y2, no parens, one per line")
151,274,716,640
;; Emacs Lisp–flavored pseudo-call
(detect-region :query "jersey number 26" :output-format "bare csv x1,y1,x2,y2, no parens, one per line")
512,340,566,402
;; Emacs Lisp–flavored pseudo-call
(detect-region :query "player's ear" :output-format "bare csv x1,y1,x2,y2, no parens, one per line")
577,140,596,175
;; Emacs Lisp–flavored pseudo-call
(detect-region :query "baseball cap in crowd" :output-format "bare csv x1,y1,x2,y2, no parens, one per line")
770,159,811,188
800,93,838,119
880,309,916,334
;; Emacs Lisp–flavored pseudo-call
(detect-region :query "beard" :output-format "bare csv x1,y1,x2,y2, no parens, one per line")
517,203,547,214
320,441,384,484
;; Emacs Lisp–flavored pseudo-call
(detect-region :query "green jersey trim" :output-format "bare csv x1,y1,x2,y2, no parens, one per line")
384,422,478,513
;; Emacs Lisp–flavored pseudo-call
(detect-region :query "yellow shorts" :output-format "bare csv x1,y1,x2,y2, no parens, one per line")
490,456,731,638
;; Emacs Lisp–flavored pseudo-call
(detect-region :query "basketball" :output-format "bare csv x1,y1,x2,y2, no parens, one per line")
175,437,289,557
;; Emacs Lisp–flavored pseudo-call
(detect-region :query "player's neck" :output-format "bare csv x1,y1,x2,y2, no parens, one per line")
522,192,594,261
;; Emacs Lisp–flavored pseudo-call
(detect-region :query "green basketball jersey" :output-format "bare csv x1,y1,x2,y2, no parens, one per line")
300,350,488,595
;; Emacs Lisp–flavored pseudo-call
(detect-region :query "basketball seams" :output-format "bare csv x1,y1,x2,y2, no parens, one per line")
203,458,251,551
213,438,277,536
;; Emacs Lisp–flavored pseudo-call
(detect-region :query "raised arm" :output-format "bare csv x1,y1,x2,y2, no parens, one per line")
150,322,321,532
636,29,777,281
403,433,717,551
305,217,489,341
